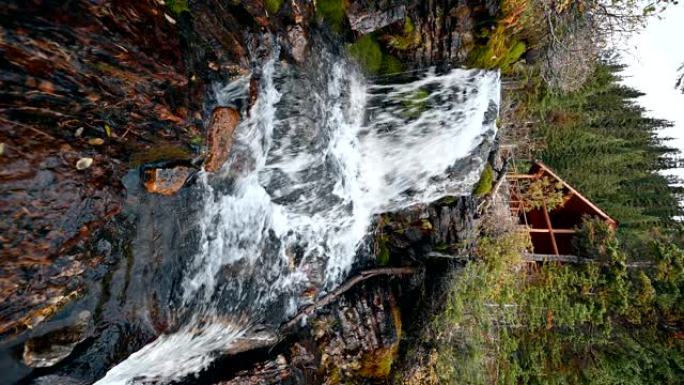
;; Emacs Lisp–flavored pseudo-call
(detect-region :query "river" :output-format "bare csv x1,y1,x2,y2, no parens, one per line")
91,41,500,384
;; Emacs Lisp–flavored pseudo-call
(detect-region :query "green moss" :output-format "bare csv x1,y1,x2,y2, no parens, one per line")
317,0,347,31
388,17,419,51
166,0,190,15
327,367,342,385
347,35,405,75
473,164,494,197
358,346,397,378
358,304,401,378
347,35,383,74
381,54,404,74
403,16,415,34
265,0,283,14
377,235,390,266
128,144,193,166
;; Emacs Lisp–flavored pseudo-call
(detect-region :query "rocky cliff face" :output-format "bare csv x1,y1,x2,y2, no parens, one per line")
0,0,294,339
0,1,494,383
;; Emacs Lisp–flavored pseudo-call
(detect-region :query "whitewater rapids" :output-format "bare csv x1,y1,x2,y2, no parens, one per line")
95,50,500,384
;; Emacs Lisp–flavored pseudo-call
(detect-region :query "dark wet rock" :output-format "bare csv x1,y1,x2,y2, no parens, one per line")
22,310,92,368
0,0,281,335
345,0,499,68
2,171,204,384
213,284,401,384
143,166,193,195
205,107,240,172
347,3,407,34
375,196,477,263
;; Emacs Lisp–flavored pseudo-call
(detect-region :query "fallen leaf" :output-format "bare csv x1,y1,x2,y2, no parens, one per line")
76,158,93,170
88,138,105,146
0,142,4,156
104,124,112,137
75,127,84,137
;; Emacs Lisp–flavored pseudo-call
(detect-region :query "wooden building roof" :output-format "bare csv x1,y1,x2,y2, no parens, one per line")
509,161,618,256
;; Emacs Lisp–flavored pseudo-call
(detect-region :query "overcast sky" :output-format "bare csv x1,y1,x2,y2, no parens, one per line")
622,5,684,180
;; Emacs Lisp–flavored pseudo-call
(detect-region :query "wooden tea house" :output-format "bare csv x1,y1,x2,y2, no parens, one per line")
508,161,618,261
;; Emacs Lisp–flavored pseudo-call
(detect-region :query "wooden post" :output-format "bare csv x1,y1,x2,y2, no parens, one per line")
542,199,559,255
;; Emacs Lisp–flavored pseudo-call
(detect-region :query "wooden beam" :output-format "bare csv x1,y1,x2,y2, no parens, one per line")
527,228,576,234
524,253,581,263
507,174,537,180
542,199,559,255
524,253,654,267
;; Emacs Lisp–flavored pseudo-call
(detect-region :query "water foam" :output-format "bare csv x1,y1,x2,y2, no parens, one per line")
96,54,499,384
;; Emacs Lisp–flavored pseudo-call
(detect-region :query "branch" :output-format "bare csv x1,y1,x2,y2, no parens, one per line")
280,267,417,332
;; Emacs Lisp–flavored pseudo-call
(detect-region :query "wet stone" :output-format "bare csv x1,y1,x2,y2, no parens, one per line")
286,25,309,63
347,4,406,34
205,107,240,173
143,166,193,195
22,310,92,368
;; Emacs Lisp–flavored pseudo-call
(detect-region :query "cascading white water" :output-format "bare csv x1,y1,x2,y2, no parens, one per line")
95,50,500,384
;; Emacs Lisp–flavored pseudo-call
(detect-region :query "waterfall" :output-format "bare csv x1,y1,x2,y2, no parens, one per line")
95,50,500,384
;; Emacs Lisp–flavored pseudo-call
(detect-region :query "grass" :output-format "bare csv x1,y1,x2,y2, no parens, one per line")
466,0,548,74
468,26,527,73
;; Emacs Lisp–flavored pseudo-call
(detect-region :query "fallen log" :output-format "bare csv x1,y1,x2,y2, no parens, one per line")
280,266,417,333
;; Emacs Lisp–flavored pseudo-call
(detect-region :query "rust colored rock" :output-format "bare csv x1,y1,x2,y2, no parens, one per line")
205,107,240,172
143,166,193,195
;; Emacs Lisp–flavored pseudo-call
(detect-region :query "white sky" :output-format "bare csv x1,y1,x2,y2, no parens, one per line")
622,5,684,180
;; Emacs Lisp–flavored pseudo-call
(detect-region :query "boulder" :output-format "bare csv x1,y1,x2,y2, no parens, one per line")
347,5,406,34
205,107,240,172
286,25,309,63
143,166,193,195
22,310,91,368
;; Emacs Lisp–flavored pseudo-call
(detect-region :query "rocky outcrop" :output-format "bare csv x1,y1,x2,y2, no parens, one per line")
347,3,407,34
205,107,240,172
143,166,193,195
375,196,477,263
285,25,310,63
345,0,498,69
0,0,264,337
22,310,92,368
215,284,403,384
